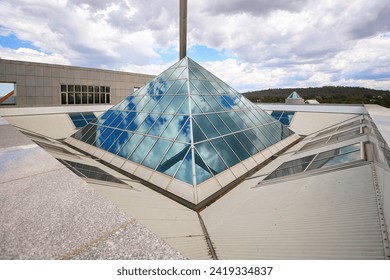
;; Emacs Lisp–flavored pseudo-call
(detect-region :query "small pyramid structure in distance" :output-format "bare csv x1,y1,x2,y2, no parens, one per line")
66,56,296,209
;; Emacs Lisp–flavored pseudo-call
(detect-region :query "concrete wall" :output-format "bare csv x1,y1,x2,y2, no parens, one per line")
0,59,154,107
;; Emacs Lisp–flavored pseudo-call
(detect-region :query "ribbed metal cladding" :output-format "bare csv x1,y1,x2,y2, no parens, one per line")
201,164,385,259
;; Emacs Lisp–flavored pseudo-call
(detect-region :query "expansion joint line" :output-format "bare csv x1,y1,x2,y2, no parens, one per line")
57,219,135,260
197,213,218,260
371,163,390,259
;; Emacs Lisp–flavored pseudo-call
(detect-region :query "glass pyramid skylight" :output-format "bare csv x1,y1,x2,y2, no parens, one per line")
67,57,294,207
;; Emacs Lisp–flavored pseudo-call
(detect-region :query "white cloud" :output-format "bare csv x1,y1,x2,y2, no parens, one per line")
0,0,389,90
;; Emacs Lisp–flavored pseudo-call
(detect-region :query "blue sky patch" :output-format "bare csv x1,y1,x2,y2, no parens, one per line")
0,33,40,51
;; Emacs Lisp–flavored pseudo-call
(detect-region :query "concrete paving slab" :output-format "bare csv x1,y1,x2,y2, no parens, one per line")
0,124,32,149
70,219,185,260
0,144,65,184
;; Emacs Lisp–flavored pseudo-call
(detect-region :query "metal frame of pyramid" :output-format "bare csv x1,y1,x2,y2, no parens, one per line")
66,57,299,209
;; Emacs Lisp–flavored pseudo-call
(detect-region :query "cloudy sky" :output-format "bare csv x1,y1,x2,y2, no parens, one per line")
0,0,389,92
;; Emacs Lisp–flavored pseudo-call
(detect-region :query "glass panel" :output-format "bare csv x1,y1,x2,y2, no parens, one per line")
94,127,115,148
78,124,96,142
100,129,122,151
69,112,84,121
107,131,133,155
244,130,266,151
218,113,241,133
123,111,138,131
235,132,259,155
190,67,207,80
156,143,189,177
175,117,191,143
167,79,186,95
137,114,158,134
141,138,172,170
72,120,87,128
166,95,187,114
109,111,128,128
224,134,250,161
210,138,240,167
195,142,228,173
191,80,207,94
168,67,185,80
206,95,224,112
117,133,143,159
192,119,208,143
88,93,93,103
228,111,246,129
176,97,189,115
252,127,273,147
266,154,316,180
207,113,231,135
129,136,157,164
193,150,213,183
191,95,214,113
154,95,175,113
198,65,217,82
193,115,220,138
146,78,173,96
82,112,95,121
174,149,193,185
129,112,148,131
148,114,174,137
160,115,188,139
201,80,218,95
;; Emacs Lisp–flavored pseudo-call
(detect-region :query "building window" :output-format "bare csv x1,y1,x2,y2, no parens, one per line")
60,84,111,105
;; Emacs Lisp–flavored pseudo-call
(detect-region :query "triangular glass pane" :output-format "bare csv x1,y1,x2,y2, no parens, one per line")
129,136,157,164
192,95,215,113
141,138,172,170
189,97,203,114
175,117,191,143
124,111,139,131
197,66,218,82
210,81,225,94
96,109,116,125
207,113,231,135
191,67,207,80
193,115,220,138
160,115,187,139
210,137,240,167
177,81,189,95
191,80,208,93
174,149,193,185
100,129,123,151
146,79,174,96
193,149,213,184
176,97,189,115
157,67,175,81
177,67,188,79
148,114,174,137
196,141,229,172
168,67,186,80
156,143,190,177
201,80,218,95
107,131,133,155
95,127,115,148
217,112,241,133
224,134,251,161
137,114,159,134
244,130,266,152
169,95,187,113
189,68,199,80
206,95,224,112
167,79,186,95
192,119,208,143
177,59,187,67
235,132,258,156
118,133,143,159
153,95,175,113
